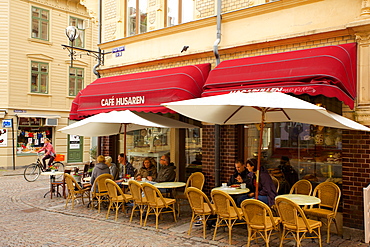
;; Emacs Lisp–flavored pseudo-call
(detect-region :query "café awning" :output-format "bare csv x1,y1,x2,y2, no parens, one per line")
202,43,357,109
70,63,211,120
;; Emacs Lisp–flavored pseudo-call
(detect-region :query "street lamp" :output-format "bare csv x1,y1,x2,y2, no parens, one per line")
62,26,110,78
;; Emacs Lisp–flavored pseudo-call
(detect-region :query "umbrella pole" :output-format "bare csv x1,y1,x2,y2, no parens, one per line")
255,109,266,200
124,124,127,156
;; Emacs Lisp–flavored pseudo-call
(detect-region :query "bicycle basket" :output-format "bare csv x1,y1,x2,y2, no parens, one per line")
54,154,65,161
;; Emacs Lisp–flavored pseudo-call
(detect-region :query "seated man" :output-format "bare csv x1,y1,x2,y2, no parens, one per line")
227,160,250,186
149,154,176,183
115,153,136,186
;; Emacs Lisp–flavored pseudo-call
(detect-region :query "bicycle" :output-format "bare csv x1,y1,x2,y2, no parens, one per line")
24,153,65,182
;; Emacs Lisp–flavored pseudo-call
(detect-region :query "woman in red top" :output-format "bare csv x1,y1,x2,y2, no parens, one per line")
37,138,56,170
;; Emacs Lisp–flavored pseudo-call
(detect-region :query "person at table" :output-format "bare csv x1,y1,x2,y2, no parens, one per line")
278,156,298,190
227,160,250,186
154,154,176,182
37,138,56,170
237,158,278,207
90,155,110,189
135,157,158,181
115,153,136,184
105,156,119,180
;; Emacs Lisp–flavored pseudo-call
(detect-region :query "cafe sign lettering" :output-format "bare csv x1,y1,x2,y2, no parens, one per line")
100,96,145,107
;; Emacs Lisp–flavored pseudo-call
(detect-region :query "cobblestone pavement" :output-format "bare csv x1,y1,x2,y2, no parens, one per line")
0,169,368,247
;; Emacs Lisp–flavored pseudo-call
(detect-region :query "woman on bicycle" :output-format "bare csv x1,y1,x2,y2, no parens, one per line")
37,138,56,170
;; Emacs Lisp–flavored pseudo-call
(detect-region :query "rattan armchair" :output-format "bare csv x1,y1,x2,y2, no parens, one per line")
186,187,215,239
105,179,133,221
289,179,312,195
241,199,281,247
211,189,246,245
176,172,205,216
64,173,90,209
276,197,322,247
303,181,341,243
128,180,147,225
91,173,113,213
271,175,280,194
142,183,177,229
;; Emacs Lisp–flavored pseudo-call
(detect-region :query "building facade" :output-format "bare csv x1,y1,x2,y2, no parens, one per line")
76,0,370,239
0,0,97,168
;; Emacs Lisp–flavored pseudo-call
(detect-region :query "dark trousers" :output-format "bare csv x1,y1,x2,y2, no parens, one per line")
42,155,55,169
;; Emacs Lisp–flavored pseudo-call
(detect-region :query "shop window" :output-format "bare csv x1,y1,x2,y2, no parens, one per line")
126,127,170,171
69,17,85,48
242,122,342,189
69,67,84,96
31,6,49,40
185,128,202,178
31,61,49,93
17,117,53,155
127,0,148,36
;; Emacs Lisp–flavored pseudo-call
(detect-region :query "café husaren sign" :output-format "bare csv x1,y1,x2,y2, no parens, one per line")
101,96,145,107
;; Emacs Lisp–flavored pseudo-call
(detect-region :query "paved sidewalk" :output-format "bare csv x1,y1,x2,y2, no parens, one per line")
2,168,369,246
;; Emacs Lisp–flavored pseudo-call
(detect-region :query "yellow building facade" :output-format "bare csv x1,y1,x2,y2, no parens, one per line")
0,0,97,168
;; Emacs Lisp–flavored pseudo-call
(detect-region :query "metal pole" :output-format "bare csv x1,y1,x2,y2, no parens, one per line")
12,119,15,170
214,0,222,188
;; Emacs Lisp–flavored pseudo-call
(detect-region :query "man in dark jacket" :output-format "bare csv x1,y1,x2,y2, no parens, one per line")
155,154,176,182
227,160,250,186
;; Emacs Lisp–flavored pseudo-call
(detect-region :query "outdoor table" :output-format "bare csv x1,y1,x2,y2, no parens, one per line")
41,171,64,199
212,186,250,195
275,194,321,206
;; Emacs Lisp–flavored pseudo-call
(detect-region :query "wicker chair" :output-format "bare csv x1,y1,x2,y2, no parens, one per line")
176,172,205,216
211,189,246,245
64,173,90,209
289,179,312,195
303,181,341,243
128,180,147,225
185,187,215,239
105,179,133,221
91,173,113,213
241,199,281,247
271,175,280,194
142,183,177,229
276,197,322,247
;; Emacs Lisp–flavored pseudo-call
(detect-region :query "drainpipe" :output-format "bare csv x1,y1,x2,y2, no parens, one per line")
93,0,102,78
213,0,222,187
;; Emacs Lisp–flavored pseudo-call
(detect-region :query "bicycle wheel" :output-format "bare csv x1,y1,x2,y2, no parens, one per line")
24,163,41,182
52,162,65,179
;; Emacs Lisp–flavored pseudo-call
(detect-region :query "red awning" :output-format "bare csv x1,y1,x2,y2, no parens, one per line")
70,64,211,120
202,43,357,109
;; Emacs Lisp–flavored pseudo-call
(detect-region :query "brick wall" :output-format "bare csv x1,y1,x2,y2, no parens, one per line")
342,129,370,230
202,124,239,195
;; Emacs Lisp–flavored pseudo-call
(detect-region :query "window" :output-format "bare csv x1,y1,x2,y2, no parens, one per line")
32,6,49,40
31,62,48,93
69,67,84,96
70,17,85,48
127,0,148,36
166,0,194,27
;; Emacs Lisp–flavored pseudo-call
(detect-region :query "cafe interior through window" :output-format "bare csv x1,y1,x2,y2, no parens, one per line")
17,117,53,154
244,122,342,187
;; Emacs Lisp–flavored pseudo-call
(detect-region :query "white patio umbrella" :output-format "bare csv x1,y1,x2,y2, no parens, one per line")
58,110,197,155
162,92,370,199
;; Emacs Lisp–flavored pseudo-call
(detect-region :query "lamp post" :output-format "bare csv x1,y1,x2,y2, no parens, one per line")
62,26,110,78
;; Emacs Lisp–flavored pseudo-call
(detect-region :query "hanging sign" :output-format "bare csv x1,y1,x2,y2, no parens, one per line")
0,129,7,147
69,135,80,149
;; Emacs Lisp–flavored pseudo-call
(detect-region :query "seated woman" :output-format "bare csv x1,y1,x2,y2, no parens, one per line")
237,158,278,207
135,158,158,181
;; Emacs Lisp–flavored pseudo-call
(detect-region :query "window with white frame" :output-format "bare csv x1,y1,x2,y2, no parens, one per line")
31,61,49,93
69,67,84,96
69,17,85,48
166,0,194,27
31,6,49,40
127,0,148,36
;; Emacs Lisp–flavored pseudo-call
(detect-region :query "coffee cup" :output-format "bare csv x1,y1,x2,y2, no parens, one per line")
241,183,246,189
222,183,227,188
142,178,147,182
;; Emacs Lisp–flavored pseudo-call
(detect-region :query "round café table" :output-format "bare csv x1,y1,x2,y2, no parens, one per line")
275,194,321,206
212,186,250,195
41,171,65,199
